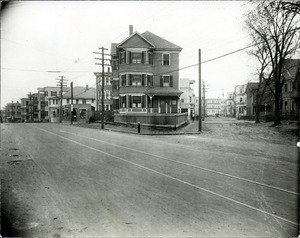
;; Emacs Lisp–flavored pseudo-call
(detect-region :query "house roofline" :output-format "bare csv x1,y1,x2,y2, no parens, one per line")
117,31,155,49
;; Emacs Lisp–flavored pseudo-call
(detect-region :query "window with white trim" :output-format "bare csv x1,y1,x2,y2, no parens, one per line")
131,52,142,64
132,75,142,86
160,75,173,87
132,96,142,108
162,54,170,65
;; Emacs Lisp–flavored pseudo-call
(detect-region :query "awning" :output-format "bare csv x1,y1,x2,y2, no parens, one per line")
144,87,183,97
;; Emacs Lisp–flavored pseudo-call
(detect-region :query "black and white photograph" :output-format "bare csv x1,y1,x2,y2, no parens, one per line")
1,1,300,237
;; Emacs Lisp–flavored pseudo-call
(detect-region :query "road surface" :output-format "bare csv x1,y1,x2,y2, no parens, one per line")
1,123,298,237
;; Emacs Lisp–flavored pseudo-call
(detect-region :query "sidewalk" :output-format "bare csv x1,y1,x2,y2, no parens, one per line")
74,120,201,135
71,117,299,145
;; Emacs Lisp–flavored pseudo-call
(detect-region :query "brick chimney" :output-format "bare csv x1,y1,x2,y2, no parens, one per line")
129,25,133,35
86,85,89,91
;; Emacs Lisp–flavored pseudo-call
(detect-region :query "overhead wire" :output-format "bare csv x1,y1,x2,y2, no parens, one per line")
3,2,299,101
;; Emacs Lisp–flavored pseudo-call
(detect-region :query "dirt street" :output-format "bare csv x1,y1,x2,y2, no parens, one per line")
1,118,299,237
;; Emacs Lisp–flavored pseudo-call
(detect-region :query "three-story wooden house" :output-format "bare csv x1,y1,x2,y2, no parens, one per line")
111,26,187,127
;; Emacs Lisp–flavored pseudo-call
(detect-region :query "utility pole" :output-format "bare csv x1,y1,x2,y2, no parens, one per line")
56,75,68,123
203,81,205,121
202,81,209,121
70,81,73,125
11,101,14,122
198,49,202,132
94,47,110,129
28,93,33,122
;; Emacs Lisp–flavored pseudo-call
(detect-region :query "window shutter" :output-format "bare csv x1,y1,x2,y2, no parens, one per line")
129,74,132,86
170,76,173,87
142,74,145,86
142,51,146,64
150,53,153,64
150,75,153,87
129,96,132,108
142,95,145,108
128,51,132,64
160,76,163,87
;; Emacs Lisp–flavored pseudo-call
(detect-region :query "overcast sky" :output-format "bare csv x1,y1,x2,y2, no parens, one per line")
1,1,256,108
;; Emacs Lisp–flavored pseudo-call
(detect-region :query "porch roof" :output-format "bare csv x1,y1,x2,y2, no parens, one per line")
144,87,183,97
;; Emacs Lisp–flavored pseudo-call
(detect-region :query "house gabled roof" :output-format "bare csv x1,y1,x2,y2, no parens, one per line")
115,30,182,52
283,59,300,80
117,32,155,49
245,82,259,94
142,31,182,51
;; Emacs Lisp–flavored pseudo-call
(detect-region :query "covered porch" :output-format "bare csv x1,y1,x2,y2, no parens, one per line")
115,87,187,127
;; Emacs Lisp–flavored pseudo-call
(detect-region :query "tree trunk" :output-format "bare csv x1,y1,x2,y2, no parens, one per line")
273,94,281,126
255,111,260,123
254,99,261,123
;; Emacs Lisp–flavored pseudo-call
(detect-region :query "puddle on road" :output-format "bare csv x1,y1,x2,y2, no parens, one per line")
184,135,198,139
8,160,22,165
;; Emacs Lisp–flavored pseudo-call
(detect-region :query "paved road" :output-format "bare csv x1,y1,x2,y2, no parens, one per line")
1,123,298,237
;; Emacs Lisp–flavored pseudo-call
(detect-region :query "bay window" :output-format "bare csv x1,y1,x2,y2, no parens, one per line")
131,52,142,64
131,75,142,86
132,96,142,108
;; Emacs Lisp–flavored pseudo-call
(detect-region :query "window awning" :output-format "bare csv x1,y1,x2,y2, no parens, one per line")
144,87,183,97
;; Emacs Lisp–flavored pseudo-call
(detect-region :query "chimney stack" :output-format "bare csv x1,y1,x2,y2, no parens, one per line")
86,85,89,91
129,25,133,35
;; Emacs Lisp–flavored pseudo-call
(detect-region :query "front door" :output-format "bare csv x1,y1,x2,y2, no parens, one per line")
160,97,166,113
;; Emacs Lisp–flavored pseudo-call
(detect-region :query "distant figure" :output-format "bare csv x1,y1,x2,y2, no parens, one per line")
192,113,195,122
0,116,2,123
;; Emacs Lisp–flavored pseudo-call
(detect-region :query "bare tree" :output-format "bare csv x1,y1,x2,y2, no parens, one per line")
245,0,300,126
248,41,272,123
279,1,300,14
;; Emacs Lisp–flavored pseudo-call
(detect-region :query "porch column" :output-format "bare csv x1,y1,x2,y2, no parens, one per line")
149,95,153,113
158,98,161,113
165,98,168,114
145,95,148,109
126,95,129,108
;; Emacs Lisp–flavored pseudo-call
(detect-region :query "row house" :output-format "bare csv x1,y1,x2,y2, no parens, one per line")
205,99,221,116
281,59,300,118
4,101,21,122
110,26,187,127
42,87,70,122
244,59,300,121
234,84,247,118
20,97,30,122
20,93,42,122
94,71,113,111
179,78,197,118
226,92,234,117
38,86,69,122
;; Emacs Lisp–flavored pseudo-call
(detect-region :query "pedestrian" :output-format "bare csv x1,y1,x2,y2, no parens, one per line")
192,113,195,122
